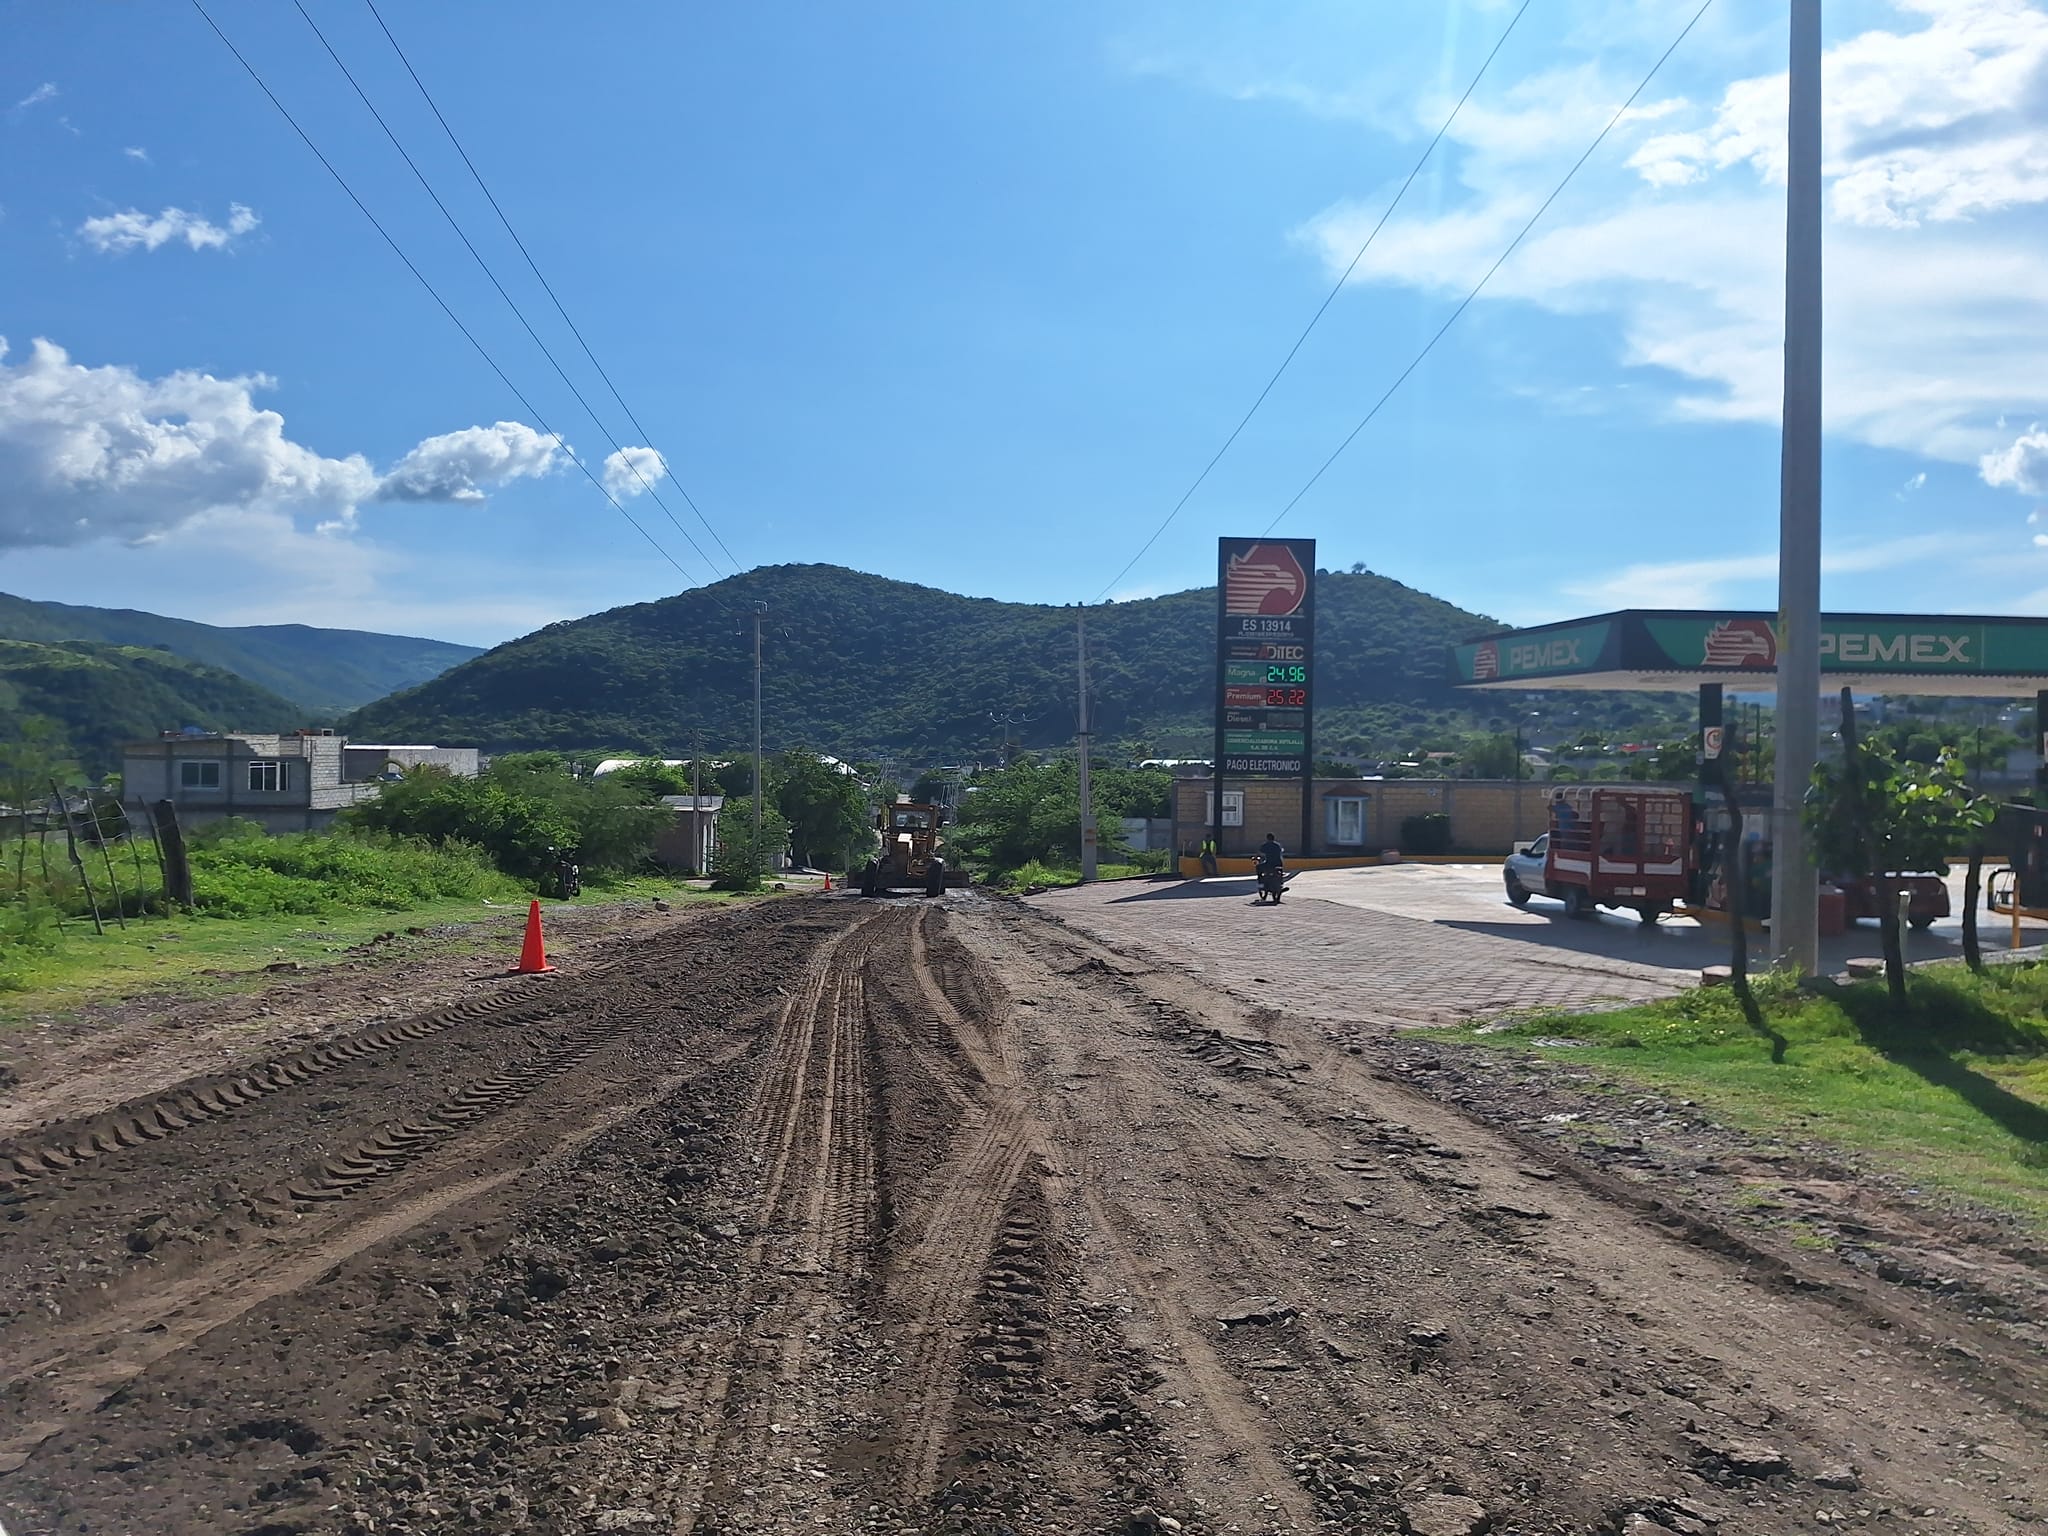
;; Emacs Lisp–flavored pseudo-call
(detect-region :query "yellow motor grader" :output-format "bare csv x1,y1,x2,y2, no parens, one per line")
859,801,971,897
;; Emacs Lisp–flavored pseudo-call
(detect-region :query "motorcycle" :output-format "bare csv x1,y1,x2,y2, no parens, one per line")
1256,864,1286,904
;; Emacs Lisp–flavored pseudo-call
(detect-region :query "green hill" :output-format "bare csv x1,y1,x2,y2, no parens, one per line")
342,563,1683,761
0,593,481,714
0,640,302,775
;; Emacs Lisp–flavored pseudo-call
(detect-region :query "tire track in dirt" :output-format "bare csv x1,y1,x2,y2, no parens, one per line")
670,912,883,1534
0,903,837,1491
0,1025,759,1478
0,978,571,1193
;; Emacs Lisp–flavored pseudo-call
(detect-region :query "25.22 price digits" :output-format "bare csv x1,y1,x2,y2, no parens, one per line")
1264,687,1308,706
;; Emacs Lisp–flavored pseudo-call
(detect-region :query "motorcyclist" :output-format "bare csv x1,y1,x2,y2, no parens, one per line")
1255,833,1286,902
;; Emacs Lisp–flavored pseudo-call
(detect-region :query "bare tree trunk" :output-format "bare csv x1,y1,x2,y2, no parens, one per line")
53,781,104,936
1963,841,1985,973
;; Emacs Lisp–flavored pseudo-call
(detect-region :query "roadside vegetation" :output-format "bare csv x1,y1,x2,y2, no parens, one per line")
944,757,1173,885
0,727,872,995
1474,962,2048,1223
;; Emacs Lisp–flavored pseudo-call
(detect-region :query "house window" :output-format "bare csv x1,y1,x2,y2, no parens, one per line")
248,760,287,793
179,760,222,790
1326,796,1369,846
1201,790,1245,828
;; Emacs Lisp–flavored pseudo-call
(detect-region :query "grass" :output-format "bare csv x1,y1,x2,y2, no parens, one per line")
0,869,750,1025
993,860,1157,890
1466,962,2048,1226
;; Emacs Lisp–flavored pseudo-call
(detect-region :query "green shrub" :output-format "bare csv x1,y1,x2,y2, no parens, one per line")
189,831,521,917
1399,812,1453,854
187,816,268,847
711,802,790,892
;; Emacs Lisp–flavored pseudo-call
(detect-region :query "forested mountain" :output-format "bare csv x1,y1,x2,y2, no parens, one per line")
0,593,481,713
0,640,301,774
343,563,1684,760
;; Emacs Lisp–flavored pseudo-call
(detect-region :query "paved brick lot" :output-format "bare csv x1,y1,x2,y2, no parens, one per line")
1030,861,2044,1031
1027,874,1682,1029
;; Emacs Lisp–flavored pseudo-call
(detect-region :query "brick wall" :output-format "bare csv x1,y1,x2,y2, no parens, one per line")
1174,778,1691,857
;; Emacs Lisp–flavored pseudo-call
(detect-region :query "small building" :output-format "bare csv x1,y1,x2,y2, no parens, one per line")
121,730,479,834
654,794,723,874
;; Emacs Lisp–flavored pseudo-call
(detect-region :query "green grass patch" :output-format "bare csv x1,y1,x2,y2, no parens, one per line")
1470,964,2048,1226
0,898,522,1022
992,860,1154,891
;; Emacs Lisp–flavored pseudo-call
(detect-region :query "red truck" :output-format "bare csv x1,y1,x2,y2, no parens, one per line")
1532,787,1693,924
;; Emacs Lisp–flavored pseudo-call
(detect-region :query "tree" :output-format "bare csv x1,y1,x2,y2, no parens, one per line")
1809,694,1994,1005
1458,733,1518,780
774,751,868,869
710,800,789,891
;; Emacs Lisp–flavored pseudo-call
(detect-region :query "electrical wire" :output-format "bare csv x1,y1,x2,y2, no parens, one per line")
1094,0,1534,602
363,0,742,574
290,0,725,578
190,0,704,584
1263,0,1715,534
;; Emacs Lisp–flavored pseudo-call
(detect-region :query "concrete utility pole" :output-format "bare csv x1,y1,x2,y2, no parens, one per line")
1077,608,1098,882
1771,0,1823,974
752,603,766,852
692,728,705,875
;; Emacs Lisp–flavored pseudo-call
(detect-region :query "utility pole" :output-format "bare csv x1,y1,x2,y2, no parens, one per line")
692,728,705,875
1077,608,1097,882
752,603,766,854
1770,0,1823,975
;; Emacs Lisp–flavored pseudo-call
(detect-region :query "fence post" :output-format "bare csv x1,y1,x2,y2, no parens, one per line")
52,780,104,935
153,799,195,911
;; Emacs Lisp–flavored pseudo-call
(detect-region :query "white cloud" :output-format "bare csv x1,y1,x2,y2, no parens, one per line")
0,337,565,552
122,146,150,164
1901,471,1928,495
1637,0,2048,227
79,203,260,254
1289,1,2048,476
0,337,375,549
601,445,665,499
1981,425,2048,495
14,82,57,111
375,421,562,504
1564,535,1965,609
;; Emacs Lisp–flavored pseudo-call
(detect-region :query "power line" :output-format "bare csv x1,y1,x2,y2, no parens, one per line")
189,0,703,584
289,0,726,578
363,0,743,574
1264,0,1715,534
1094,0,1534,603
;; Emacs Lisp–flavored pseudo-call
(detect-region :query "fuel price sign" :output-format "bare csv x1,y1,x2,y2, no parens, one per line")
1212,537,1316,779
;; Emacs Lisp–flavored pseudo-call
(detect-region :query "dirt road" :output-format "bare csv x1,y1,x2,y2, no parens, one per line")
1,895,2041,1535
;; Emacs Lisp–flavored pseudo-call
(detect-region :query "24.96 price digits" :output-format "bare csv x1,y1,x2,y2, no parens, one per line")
1265,664,1306,683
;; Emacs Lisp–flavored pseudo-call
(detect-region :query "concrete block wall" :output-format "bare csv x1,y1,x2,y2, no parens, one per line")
1174,777,1690,857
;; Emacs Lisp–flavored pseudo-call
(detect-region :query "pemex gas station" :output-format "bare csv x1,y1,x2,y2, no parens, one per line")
1450,607,2048,934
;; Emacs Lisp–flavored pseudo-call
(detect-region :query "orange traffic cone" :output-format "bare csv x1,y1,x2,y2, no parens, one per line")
510,899,554,974
823,872,832,892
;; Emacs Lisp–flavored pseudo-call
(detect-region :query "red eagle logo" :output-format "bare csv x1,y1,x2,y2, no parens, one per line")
1702,619,1776,669
1472,641,1499,681
1224,543,1308,617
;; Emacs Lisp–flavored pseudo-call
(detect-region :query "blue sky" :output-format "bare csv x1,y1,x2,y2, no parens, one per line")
5,0,2048,645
